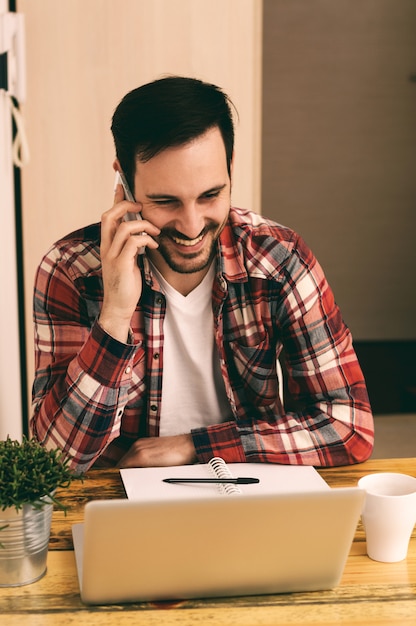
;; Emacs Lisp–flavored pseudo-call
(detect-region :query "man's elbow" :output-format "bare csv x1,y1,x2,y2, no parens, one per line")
343,417,375,465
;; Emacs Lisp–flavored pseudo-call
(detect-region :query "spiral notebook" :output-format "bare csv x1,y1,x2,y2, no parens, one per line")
120,457,330,501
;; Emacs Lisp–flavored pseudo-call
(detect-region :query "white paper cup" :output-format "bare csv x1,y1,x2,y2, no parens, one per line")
358,472,416,563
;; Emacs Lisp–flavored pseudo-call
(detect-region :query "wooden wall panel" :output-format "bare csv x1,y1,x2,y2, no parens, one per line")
16,0,262,408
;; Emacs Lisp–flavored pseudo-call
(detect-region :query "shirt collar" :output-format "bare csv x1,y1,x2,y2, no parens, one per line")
217,220,248,283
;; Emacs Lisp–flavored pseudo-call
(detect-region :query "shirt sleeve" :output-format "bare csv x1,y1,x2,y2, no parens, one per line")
191,234,374,467
31,246,141,473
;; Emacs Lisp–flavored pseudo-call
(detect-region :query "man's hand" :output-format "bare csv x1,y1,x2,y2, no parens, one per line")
98,183,160,343
118,434,197,468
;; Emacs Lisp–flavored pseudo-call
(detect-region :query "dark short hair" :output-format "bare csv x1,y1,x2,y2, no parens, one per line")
111,76,236,191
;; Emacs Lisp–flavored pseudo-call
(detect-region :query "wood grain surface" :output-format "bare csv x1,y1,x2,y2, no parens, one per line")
1,458,415,625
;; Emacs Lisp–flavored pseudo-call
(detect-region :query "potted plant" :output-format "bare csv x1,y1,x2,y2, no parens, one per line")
0,436,78,587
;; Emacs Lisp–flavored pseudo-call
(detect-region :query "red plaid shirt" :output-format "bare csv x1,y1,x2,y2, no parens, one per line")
31,207,374,471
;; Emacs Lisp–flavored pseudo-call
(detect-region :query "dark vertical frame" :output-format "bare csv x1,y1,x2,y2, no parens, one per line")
9,0,29,435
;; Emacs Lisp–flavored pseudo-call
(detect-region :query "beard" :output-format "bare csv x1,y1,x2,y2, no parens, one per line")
155,221,223,275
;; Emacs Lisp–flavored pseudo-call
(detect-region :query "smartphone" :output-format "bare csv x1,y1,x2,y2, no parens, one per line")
114,171,145,254
114,171,142,223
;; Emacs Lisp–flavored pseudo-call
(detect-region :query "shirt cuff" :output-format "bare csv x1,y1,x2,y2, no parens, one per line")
76,320,142,387
191,421,247,464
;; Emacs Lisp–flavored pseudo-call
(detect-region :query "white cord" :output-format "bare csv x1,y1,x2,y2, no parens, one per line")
7,94,30,168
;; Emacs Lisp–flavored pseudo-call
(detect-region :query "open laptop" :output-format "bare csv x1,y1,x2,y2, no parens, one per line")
72,488,364,605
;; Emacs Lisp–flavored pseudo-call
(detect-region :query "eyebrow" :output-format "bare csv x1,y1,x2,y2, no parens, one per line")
146,184,227,201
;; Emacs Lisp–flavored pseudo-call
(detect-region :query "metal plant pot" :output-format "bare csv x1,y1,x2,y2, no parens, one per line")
0,498,53,587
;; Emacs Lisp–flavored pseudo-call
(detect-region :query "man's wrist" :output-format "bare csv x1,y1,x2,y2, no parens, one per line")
179,433,198,465
98,314,131,344
75,320,138,388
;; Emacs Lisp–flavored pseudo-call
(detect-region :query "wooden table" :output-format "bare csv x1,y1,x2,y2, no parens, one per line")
1,458,415,625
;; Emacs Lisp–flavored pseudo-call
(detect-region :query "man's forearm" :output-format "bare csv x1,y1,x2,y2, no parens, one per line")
32,321,140,472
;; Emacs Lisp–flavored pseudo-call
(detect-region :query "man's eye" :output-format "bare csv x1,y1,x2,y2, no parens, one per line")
153,199,176,206
202,191,220,200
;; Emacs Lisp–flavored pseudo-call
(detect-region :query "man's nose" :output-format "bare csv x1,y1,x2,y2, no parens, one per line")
176,203,205,239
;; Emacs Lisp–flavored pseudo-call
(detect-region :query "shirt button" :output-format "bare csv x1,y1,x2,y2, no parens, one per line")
153,353,160,360
150,405,157,412
125,366,131,374
156,296,163,305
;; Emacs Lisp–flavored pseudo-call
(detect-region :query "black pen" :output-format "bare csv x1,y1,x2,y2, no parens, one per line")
163,477,260,485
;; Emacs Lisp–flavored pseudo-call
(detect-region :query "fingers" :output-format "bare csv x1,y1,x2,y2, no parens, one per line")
98,182,159,339
108,218,160,258
107,228,159,267
101,190,159,257
118,435,197,468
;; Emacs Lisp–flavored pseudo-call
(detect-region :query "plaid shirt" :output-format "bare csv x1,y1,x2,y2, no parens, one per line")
32,207,373,471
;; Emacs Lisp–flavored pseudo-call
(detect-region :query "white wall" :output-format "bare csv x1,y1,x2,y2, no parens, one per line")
16,0,263,420
0,0,23,439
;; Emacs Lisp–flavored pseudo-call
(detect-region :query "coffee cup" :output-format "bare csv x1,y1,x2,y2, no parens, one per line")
358,472,416,563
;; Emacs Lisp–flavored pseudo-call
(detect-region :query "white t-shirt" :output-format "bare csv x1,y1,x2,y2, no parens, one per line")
150,262,232,436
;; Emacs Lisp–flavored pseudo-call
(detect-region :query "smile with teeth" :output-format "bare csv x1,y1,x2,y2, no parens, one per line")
172,233,205,247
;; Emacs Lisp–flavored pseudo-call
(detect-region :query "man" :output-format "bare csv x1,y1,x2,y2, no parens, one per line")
31,76,374,472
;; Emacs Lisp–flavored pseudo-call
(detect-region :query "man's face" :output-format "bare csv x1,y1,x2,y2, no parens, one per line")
133,127,232,275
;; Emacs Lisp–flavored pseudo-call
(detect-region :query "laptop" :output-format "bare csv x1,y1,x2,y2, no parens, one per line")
72,488,364,605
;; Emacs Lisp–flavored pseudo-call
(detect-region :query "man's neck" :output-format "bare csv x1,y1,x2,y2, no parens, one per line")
147,251,212,296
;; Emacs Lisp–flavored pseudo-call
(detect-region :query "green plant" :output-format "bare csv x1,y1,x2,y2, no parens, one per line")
0,436,79,512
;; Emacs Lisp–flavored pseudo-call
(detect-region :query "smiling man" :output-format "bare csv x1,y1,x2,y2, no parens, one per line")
31,76,374,472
